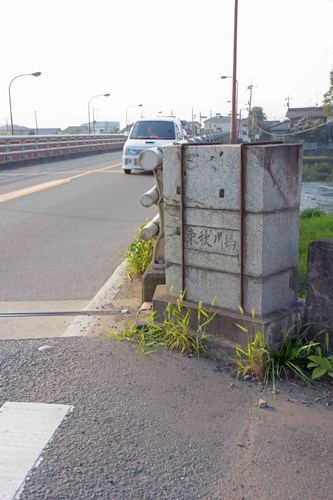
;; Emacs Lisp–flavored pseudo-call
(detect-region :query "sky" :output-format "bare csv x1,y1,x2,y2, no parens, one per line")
2,0,333,131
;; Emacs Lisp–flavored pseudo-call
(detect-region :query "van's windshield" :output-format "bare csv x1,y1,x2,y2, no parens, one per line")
130,121,176,140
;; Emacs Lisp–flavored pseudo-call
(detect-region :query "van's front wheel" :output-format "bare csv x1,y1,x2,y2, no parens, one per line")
124,169,132,174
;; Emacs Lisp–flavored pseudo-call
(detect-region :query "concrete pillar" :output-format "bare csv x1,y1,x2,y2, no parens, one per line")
152,143,304,350
163,143,303,316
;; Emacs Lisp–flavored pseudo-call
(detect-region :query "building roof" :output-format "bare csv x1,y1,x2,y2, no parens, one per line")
285,107,325,119
203,116,231,125
267,120,290,132
0,124,30,131
61,126,85,134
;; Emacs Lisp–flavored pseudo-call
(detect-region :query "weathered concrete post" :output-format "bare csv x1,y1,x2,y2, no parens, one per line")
304,239,333,349
153,142,304,351
139,148,166,301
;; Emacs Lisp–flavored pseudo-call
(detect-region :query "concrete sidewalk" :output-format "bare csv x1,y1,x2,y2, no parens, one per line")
0,264,332,499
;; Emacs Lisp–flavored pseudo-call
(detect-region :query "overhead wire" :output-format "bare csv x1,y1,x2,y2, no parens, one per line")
247,113,332,138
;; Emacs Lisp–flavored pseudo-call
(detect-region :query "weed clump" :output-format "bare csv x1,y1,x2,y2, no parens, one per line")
110,292,216,357
229,309,331,390
124,222,154,279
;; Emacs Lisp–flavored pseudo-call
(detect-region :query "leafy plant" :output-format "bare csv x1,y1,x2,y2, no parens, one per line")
229,307,269,380
229,311,328,390
124,222,154,278
229,329,268,380
111,312,165,356
110,292,216,357
307,349,333,380
266,327,320,389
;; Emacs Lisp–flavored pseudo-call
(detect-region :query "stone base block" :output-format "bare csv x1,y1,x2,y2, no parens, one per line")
152,285,305,362
304,240,333,351
141,266,166,303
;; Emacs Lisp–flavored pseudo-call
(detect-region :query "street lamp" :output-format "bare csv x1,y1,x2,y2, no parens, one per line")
8,72,41,135
88,93,110,134
126,104,143,126
221,75,239,143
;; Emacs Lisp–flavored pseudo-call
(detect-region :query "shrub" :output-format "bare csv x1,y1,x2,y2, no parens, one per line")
300,207,325,219
302,161,333,182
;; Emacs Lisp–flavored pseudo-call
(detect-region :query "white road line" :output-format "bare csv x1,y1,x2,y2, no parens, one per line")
0,401,73,499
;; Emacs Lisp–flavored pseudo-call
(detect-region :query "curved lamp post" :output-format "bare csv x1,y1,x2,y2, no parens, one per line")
126,103,143,126
8,72,41,135
221,75,239,143
88,93,110,134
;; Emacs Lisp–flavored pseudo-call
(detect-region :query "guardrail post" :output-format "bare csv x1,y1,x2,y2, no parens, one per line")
139,147,165,270
138,147,166,302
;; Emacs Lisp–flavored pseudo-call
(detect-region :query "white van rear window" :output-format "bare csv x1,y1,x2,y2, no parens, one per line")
130,121,176,140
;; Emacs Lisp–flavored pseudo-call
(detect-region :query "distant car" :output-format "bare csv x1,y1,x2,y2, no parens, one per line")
122,117,186,174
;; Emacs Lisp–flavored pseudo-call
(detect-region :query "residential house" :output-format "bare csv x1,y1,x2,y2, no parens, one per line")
36,128,61,135
0,124,32,135
285,107,327,128
285,106,331,143
203,115,230,134
260,120,290,142
82,121,120,134
61,125,86,135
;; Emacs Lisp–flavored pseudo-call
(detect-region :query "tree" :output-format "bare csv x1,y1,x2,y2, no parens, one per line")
247,106,267,141
323,67,333,119
291,116,327,143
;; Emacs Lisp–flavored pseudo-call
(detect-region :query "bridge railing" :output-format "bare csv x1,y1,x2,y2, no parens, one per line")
0,134,127,165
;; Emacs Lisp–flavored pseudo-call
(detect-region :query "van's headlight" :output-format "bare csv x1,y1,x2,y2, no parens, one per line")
125,148,138,156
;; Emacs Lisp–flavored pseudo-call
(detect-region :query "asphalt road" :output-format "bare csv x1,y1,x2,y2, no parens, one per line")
0,152,156,301
0,153,156,338
1,337,332,500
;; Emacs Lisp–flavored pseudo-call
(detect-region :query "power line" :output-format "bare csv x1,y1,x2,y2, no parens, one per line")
248,114,331,137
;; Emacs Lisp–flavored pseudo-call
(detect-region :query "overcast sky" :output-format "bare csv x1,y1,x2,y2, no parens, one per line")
2,0,332,130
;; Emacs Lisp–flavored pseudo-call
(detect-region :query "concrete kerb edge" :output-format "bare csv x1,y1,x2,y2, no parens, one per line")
62,260,128,337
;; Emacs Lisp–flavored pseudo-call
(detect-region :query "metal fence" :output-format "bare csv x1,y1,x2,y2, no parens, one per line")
303,142,333,151
0,134,127,165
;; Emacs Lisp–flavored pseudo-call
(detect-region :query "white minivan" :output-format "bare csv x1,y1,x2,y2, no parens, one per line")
122,116,186,174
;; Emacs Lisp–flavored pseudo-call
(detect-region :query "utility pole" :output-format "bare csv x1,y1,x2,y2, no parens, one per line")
285,96,292,108
247,84,254,113
230,0,238,144
247,83,255,141
34,110,39,135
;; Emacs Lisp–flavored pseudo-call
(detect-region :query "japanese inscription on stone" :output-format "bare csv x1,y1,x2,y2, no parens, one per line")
185,225,239,256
